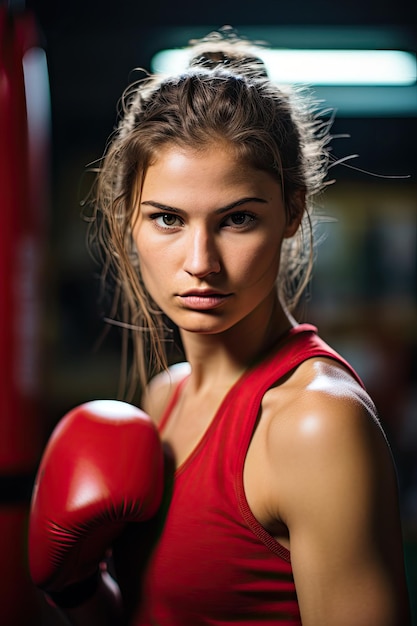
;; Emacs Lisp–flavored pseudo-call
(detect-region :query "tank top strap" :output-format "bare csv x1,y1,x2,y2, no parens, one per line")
251,323,365,390
217,323,365,475
157,376,190,434
219,324,366,550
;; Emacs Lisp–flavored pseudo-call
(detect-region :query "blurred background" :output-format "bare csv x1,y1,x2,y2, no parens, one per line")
1,0,416,623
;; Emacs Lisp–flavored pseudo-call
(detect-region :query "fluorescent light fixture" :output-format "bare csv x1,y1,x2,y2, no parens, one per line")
151,48,416,87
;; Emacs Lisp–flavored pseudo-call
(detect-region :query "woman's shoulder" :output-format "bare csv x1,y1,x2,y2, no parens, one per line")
266,354,377,424
262,356,387,471
259,356,396,526
142,362,191,425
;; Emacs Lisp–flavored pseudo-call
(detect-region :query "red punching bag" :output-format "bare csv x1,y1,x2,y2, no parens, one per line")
0,5,49,623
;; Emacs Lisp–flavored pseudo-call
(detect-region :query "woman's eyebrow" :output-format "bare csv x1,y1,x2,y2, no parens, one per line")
141,197,268,215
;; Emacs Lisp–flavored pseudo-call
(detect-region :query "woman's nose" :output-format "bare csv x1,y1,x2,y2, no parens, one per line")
183,227,221,278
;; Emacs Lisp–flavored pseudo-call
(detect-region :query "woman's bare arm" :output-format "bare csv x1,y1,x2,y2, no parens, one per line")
267,363,411,625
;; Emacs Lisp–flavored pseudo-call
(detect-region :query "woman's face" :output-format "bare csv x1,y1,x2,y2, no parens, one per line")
133,143,298,337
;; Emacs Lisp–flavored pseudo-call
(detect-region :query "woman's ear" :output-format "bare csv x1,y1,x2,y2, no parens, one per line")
284,190,306,238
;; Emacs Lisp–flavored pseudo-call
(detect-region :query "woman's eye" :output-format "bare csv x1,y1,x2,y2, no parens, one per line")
151,213,182,229
224,212,256,229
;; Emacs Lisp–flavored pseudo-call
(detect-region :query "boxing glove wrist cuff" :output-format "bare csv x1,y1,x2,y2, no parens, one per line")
46,570,100,609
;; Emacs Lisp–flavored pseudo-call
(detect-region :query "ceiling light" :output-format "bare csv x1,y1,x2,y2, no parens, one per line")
151,48,416,87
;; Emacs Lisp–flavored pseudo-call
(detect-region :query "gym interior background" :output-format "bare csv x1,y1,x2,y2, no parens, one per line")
1,0,416,623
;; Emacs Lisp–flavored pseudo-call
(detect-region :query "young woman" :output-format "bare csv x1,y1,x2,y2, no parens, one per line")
30,28,411,625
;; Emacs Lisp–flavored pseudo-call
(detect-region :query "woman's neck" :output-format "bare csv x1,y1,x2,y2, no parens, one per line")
179,296,296,394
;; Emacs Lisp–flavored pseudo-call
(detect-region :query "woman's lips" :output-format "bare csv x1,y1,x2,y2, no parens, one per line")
178,292,232,310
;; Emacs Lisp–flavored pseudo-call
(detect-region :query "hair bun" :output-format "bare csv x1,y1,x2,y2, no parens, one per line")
187,26,269,79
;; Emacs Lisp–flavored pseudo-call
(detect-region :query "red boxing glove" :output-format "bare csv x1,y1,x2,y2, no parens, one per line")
28,400,164,598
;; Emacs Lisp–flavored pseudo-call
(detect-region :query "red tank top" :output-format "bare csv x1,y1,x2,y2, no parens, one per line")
135,325,364,625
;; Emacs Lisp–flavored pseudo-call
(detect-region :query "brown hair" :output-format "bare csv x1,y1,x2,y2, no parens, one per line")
87,26,333,396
